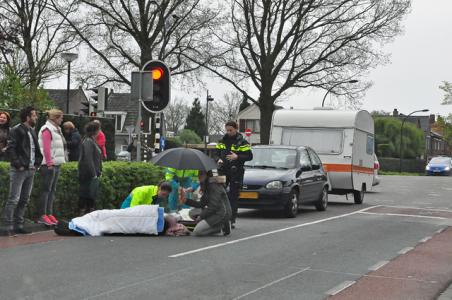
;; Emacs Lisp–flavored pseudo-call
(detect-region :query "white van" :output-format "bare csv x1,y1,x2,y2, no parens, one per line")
270,108,375,204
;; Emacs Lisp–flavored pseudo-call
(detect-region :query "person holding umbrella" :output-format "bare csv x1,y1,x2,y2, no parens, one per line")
179,170,231,236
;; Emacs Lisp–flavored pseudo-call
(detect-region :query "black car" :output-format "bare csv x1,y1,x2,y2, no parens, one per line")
238,145,329,217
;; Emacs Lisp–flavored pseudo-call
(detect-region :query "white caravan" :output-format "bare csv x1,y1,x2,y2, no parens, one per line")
270,108,375,204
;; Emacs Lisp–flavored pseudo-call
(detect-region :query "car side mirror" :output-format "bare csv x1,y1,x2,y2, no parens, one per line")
300,165,311,172
312,164,320,170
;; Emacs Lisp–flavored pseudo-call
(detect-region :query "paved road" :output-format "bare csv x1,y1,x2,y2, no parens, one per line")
1,175,451,300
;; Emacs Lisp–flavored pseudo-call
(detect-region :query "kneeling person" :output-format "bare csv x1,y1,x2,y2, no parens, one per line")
120,182,172,209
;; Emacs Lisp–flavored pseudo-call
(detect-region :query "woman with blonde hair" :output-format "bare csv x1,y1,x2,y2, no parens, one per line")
37,109,68,225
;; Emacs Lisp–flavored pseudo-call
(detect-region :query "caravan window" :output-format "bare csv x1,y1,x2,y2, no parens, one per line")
281,128,344,154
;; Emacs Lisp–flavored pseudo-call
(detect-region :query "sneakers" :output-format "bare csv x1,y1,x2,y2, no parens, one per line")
231,221,236,229
15,227,32,235
38,215,55,226
48,215,58,224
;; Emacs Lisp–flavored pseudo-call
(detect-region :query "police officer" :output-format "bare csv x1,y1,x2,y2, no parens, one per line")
216,121,252,228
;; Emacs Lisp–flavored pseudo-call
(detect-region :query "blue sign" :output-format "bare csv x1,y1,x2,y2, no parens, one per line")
160,136,165,151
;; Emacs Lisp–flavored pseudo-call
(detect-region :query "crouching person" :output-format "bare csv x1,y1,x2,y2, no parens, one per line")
120,182,172,209
180,171,232,236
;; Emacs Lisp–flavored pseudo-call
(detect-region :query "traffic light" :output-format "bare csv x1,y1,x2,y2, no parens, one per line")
142,60,171,112
89,87,108,117
90,112,97,117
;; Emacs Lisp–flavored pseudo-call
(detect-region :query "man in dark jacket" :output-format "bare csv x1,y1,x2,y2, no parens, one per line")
216,121,253,228
63,121,81,161
2,106,43,236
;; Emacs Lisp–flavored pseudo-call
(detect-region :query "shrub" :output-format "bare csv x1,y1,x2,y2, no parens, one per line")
0,161,164,219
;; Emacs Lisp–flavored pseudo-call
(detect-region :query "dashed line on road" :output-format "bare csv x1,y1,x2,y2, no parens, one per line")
232,267,310,300
326,281,356,296
398,247,414,255
368,261,389,271
168,206,380,258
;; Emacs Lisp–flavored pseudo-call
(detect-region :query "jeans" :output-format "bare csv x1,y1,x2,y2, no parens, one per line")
3,168,36,230
38,165,61,216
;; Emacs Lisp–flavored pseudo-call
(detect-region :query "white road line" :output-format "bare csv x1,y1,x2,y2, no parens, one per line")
325,280,356,296
168,206,380,258
359,211,446,220
368,260,389,271
232,267,310,300
381,205,452,213
419,236,432,243
398,247,414,255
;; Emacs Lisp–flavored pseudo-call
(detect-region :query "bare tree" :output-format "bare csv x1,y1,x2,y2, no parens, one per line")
196,0,411,144
52,0,219,87
164,97,190,135
208,91,242,135
0,0,79,96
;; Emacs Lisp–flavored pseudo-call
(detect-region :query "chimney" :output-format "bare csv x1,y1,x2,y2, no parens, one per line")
393,109,399,117
429,114,435,124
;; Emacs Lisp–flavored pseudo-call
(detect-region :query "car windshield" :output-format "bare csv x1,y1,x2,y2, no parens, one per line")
429,157,451,164
245,148,298,169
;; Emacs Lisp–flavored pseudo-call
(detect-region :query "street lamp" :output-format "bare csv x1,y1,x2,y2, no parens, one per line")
205,91,214,152
321,80,359,107
61,52,78,114
399,109,429,173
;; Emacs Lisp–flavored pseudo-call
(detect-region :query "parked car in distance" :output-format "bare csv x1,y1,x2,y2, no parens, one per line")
238,145,329,218
373,154,381,186
425,156,452,176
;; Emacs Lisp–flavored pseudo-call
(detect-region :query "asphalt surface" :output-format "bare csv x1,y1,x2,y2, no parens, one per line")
1,175,451,300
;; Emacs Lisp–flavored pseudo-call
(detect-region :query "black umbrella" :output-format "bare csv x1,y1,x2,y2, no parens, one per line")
151,147,218,171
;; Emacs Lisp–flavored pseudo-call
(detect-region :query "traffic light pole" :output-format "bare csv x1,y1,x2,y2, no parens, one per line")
136,73,142,162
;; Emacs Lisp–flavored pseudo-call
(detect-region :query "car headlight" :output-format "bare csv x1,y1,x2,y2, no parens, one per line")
445,167,451,171
266,181,283,190
425,166,430,171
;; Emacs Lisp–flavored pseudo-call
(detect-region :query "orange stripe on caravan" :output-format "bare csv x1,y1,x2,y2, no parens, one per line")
323,164,374,174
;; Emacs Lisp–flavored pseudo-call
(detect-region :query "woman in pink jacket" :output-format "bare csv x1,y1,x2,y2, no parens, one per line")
93,119,107,160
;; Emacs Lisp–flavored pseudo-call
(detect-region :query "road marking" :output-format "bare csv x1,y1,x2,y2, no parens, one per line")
232,267,310,300
398,247,414,255
83,267,193,299
168,206,380,258
368,260,389,271
326,280,356,296
428,193,441,197
381,205,452,213
419,236,432,243
359,211,446,220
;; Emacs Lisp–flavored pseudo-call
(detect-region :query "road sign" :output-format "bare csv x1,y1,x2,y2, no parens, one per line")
245,128,252,137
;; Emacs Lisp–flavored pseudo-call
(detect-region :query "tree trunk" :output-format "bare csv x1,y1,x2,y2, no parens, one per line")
258,94,275,145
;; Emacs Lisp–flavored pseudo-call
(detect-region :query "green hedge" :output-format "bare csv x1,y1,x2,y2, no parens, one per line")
0,161,164,220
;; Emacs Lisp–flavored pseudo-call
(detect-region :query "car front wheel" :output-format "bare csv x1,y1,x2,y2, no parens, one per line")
284,189,299,218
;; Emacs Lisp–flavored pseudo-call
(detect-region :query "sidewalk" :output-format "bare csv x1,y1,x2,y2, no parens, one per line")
438,283,452,300
329,227,452,300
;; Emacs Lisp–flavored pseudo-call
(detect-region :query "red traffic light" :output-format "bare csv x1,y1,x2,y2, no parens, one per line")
140,120,144,128
152,68,164,80
90,112,97,117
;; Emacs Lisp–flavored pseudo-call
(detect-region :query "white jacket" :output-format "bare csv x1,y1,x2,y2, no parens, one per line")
38,121,67,166
71,205,160,236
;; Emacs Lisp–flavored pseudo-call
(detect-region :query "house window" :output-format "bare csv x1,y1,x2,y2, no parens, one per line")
104,112,127,133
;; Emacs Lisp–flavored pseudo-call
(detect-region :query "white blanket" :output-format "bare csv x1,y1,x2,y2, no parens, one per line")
71,205,160,236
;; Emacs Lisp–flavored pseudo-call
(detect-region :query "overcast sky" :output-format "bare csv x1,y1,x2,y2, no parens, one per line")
49,0,452,117
187,0,452,117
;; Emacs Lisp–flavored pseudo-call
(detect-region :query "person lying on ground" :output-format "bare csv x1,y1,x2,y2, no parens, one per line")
179,170,232,236
120,181,172,209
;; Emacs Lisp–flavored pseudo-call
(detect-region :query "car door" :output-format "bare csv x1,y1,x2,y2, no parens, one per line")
307,148,327,200
297,149,316,203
